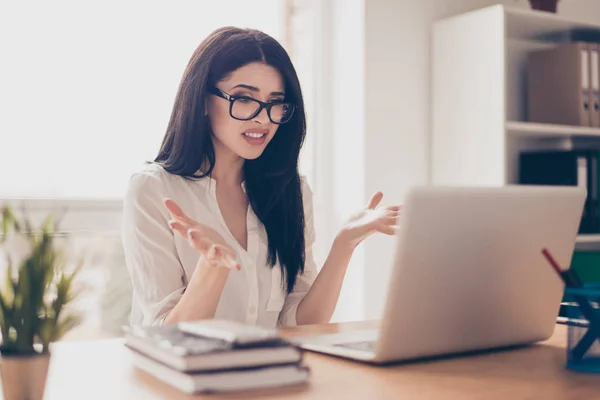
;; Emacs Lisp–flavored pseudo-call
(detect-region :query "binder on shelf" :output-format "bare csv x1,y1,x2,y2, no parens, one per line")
591,43,600,128
519,150,599,234
527,42,591,127
557,30,600,44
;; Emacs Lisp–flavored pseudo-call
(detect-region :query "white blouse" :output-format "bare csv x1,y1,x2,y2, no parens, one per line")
121,163,318,328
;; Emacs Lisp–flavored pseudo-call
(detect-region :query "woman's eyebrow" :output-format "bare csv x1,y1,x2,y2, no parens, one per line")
231,83,259,92
231,83,284,97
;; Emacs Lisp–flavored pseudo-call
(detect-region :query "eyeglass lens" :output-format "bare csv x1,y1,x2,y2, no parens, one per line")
231,98,293,123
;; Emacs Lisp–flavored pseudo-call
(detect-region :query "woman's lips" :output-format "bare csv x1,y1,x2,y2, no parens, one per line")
242,130,268,146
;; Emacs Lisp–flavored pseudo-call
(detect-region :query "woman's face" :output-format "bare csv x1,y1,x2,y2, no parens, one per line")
207,62,285,161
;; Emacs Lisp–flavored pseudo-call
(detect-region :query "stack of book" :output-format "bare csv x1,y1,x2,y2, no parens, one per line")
124,320,309,394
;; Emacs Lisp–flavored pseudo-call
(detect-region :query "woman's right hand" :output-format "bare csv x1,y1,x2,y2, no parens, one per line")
164,198,241,271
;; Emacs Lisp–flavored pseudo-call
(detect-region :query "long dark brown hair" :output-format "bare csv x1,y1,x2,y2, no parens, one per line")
154,27,307,293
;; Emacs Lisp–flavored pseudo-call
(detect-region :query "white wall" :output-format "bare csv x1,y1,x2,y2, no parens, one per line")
362,0,435,319
321,0,600,321
326,0,368,322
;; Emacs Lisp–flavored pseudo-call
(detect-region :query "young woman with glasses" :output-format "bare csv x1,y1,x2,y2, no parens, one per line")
121,27,400,327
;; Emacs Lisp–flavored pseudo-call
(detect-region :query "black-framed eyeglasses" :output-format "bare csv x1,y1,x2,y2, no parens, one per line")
209,87,296,124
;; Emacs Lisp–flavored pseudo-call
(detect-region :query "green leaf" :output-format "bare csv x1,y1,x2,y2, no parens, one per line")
1,207,8,238
4,206,20,233
41,211,55,236
4,255,14,303
20,205,31,237
0,291,11,340
50,313,82,344
38,313,52,354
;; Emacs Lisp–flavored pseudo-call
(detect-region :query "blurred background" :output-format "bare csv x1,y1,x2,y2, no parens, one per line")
1,0,600,340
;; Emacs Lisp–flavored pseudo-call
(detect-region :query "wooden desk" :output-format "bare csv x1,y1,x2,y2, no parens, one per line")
32,321,599,400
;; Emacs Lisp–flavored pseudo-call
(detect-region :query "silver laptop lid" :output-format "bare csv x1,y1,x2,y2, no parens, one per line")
375,185,585,362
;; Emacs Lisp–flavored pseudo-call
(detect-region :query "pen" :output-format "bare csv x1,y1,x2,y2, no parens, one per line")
541,247,600,359
541,248,583,288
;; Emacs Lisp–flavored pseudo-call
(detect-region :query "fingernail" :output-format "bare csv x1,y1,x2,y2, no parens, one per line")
187,229,194,238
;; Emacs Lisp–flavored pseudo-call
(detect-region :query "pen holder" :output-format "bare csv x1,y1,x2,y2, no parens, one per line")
564,286,600,373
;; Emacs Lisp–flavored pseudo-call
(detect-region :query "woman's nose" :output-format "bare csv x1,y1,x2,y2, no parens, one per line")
252,107,270,124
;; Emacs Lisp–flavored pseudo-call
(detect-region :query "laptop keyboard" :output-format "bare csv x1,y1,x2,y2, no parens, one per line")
335,340,376,352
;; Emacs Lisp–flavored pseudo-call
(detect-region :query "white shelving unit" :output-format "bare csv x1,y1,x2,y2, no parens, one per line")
506,121,600,138
432,5,600,251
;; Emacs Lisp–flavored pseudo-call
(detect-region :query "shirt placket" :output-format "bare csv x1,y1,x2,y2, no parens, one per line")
207,181,260,325
245,207,260,325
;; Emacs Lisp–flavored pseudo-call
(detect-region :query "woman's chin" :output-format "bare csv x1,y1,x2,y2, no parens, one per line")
237,142,269,160
240,150,265,160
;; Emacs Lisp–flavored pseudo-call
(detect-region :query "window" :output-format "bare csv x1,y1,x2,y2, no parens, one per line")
0,1,287,198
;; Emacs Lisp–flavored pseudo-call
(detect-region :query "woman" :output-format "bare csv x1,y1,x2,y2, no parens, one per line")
122,27,399,328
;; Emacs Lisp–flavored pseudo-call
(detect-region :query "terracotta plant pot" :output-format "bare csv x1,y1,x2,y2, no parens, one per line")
529,0,559,13
0,354,50,400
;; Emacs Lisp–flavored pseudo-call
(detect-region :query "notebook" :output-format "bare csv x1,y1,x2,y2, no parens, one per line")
124,322,303,372
130,349,310,394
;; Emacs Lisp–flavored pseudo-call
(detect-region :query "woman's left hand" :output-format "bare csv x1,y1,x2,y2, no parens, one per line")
337,191,401,249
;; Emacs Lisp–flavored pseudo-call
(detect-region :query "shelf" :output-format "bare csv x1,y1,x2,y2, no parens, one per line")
505,5,600,41
575,235,600,252
506,121,600,138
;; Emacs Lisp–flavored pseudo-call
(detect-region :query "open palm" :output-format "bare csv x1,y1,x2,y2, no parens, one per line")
340,192,401,248
164,199,240,271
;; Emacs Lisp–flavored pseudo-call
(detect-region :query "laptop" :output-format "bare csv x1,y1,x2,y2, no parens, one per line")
291,185,586,364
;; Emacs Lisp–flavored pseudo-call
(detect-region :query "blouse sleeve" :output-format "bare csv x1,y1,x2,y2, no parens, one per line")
277,177,318,326
121,172,185,326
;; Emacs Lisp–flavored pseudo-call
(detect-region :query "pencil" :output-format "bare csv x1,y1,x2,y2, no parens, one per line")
541,248,582,288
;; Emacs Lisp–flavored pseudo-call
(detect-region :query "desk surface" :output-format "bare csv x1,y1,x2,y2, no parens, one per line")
31,321,600,400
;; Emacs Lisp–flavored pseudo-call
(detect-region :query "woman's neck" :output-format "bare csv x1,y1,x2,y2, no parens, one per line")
208,141,245,187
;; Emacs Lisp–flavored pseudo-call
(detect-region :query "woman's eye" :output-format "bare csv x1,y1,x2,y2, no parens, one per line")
237,97,255,104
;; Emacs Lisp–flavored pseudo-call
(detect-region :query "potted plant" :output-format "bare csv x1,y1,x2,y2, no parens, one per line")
0,205,82,400
529,0,559,13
